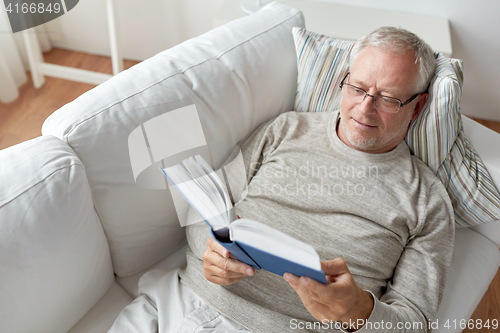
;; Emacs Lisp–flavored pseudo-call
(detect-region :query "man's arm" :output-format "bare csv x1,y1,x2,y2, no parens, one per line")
237,116,283,183
285,179,455,332
368,180,455,331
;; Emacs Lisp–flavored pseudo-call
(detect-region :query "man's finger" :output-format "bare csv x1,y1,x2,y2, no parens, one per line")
283,272,300,288
216,255,255,276
284,273,319,299
207,238,230,258
284,273,334,321
321,258,349,276
285,273,339,305
208,238,247,263
209,264,249,279
205,239,255,276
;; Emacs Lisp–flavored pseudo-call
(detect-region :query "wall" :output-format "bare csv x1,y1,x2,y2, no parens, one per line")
50,0,224,61
49,0,499,121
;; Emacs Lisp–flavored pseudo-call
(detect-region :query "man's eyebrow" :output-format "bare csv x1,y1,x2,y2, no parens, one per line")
350,78,400,97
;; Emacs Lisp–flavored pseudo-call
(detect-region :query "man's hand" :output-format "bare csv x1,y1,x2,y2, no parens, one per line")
203,237,255,285
284,258,373,331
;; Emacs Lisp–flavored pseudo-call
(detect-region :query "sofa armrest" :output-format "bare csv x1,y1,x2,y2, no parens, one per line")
434,228,500,332
0,136,114,333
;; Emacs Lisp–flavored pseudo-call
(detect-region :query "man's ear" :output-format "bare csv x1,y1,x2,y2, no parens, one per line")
411,93,428,121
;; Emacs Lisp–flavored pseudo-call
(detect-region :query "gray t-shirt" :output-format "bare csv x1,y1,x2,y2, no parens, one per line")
179,111,455,332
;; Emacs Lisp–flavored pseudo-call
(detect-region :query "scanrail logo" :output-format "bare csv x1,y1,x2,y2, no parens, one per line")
3,0,79,33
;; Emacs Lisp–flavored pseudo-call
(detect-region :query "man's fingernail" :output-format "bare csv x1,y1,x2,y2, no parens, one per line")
283,273,290,282
300,276,310,286
246,268,254,276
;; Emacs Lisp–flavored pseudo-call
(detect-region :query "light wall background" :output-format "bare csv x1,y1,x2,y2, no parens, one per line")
48,0,500,121
48,0,225,61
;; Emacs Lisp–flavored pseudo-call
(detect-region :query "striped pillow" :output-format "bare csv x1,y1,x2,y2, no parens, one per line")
407,54,500,227
293,27,500,227
293,27,354,112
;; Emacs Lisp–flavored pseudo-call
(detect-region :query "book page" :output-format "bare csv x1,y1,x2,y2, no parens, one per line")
162,155,233,228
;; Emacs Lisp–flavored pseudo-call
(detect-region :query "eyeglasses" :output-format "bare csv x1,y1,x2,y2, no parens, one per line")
339,73,420,113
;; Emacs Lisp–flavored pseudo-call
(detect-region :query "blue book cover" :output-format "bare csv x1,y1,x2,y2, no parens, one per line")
210,226,326,284
235,241,327,284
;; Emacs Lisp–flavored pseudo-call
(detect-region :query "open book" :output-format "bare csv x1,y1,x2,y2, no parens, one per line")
161,155,326,284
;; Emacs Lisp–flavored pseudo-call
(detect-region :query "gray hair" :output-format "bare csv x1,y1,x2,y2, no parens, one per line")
349,26,436,93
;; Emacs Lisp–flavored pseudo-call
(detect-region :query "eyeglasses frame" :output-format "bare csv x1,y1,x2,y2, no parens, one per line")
339,72,420,113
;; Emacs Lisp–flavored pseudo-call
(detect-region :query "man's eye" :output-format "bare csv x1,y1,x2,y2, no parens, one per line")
353,88,365,94
382,97,396,103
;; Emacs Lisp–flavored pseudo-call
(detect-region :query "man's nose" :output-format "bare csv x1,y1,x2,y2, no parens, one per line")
358,94,377,113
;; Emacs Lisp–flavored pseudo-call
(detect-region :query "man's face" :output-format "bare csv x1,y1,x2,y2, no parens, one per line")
338,46,428,154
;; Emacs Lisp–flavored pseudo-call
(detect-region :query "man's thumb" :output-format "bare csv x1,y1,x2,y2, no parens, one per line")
321,258,349,276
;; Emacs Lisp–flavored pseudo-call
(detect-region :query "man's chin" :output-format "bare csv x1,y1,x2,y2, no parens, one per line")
346,135,380,151
342,122,380,151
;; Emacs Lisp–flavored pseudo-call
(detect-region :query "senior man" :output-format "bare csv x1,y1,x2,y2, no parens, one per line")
180,26,454,332
109,27,454,333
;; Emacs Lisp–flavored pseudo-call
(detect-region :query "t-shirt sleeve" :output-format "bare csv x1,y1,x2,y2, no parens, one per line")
356,180,455,332
238,116,284,184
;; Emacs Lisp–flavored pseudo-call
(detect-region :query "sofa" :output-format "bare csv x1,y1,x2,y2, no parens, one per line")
1,3,499,332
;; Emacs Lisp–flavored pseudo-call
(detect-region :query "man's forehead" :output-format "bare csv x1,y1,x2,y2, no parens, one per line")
348,73,402,96
349,47,418,96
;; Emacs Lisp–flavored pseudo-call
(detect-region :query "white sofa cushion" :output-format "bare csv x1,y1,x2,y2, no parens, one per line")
0,136,114,333
42,2,305,277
